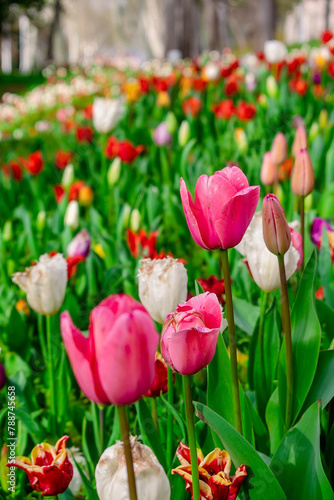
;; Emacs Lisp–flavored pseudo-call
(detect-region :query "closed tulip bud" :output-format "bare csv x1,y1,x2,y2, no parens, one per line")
12,253,67,316
261,152,277,185
95,437,170,500
61,294,159,405
291,148,315,196
153,122,172,146
78,185,94,206
62,164,74,188
36,211,46,232
292,126,308,157
271,132,287,165
64,200,79,229
262,194,291,256
258,93,268,107
234,128,248,153
266,75,278,97
7,436,73,496
319,109,328,130
161,293,223,375
156,91,171,108
309,122,319,142
178,120,191,147
67,229,91,258
130,208,141,231
107,157,121,186
92,97,125,134
138,257,188,324
3,220,12,242
166,111,177,134
122,204,131,228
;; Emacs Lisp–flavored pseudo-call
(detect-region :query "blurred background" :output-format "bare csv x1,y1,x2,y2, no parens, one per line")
0,0,333,74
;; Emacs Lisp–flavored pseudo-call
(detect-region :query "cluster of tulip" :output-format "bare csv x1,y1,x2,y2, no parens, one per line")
1,35,334,500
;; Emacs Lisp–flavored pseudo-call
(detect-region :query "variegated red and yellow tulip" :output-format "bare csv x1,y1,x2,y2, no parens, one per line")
7,436,73,497
173,443,247,500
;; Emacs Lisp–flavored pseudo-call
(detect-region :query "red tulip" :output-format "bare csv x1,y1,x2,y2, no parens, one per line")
26,151,44,175
212,100,235,120
161,292,222,375
180,166,260,250
197,275,227,305
118,140,144,163
321,30,333,43
145,353,170,398
7,436,73,496
182,97,202,117
55,150,72,170
61,294,159,405
236,101,257,121
126,228,159,259
76,126,93,143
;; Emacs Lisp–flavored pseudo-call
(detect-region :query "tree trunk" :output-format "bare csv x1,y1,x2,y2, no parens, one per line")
47,0,62,62
264,0,276,40
325,0,331,30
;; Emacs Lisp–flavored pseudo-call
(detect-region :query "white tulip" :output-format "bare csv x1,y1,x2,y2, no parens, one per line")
138,257,188,324
62,164,74,188
235,213,300,293
64,200,79,230
107,157,121,186
264,40,287,64
93,97,125,134
95,437,171,500
12,253,67,316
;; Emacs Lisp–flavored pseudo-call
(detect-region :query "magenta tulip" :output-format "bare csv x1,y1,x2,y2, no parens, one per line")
161,292,222,375
180,166,260,250
60,294,159,406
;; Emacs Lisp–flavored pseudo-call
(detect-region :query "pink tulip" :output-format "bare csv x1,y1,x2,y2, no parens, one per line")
161,292,222,375
180,166,260,250
262,194,291,256
60,294,159,406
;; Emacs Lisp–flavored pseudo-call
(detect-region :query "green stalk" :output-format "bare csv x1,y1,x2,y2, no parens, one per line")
220,249,243,435
183,375,200,500
166,367,174,466
151,398,159,434
46,315,56,435
117,406,138,500
99,407,104,452
258,291,269,391
300,195,305,272
278,255,293,429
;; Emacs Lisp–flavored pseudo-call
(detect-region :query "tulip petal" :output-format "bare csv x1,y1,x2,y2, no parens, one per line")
99,309,158,405
60,312,109,405
167,327,220,375
193,175,221,248
180,178,210,249
216,186,260,248
215,166,249,191
186,292,221,329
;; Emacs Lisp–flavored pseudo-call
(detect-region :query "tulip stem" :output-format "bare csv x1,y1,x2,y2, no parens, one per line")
183,375,200,500
117,406,138,500
46,315,56,435
257,291,269,420
278,255,293,430
151,398,159,434
300,196,305,272
220,249,243,435
166,367,174,466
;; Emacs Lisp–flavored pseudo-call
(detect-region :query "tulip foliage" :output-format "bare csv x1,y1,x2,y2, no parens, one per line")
1,35,334,500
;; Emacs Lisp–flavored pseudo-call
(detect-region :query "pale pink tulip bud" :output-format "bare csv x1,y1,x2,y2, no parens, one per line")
260,152,277,185
291,148,315,196
271,132,287,165
262,194,291,256
292,125,308,157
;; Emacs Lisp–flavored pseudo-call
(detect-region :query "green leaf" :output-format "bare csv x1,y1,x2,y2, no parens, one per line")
316,300,334,349
14,408,42,443
194,402,286,500
278,251,321,424
270,402,334,500
319,227,334,307
265,388,284,455
71,453,98,500
233,297,260,335
301,349,334,414
135,398,167,471
207,334,254,446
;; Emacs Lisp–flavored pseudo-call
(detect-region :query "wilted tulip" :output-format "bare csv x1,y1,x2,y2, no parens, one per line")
95,437,170,500
161,292,223,375
291,148,315,196
264,40,287,63
292,126,308,157
93,97,125,134
173,443,247,500
138,256,188,324
67,229,91,258
64,200,79,229
260,152,277,185
271,132,287,165
180,166,260,250
7,436,73,496
236,213,302,292
262,194,291,256
61,294,159,405
153,122,172,146
12,253,67,316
